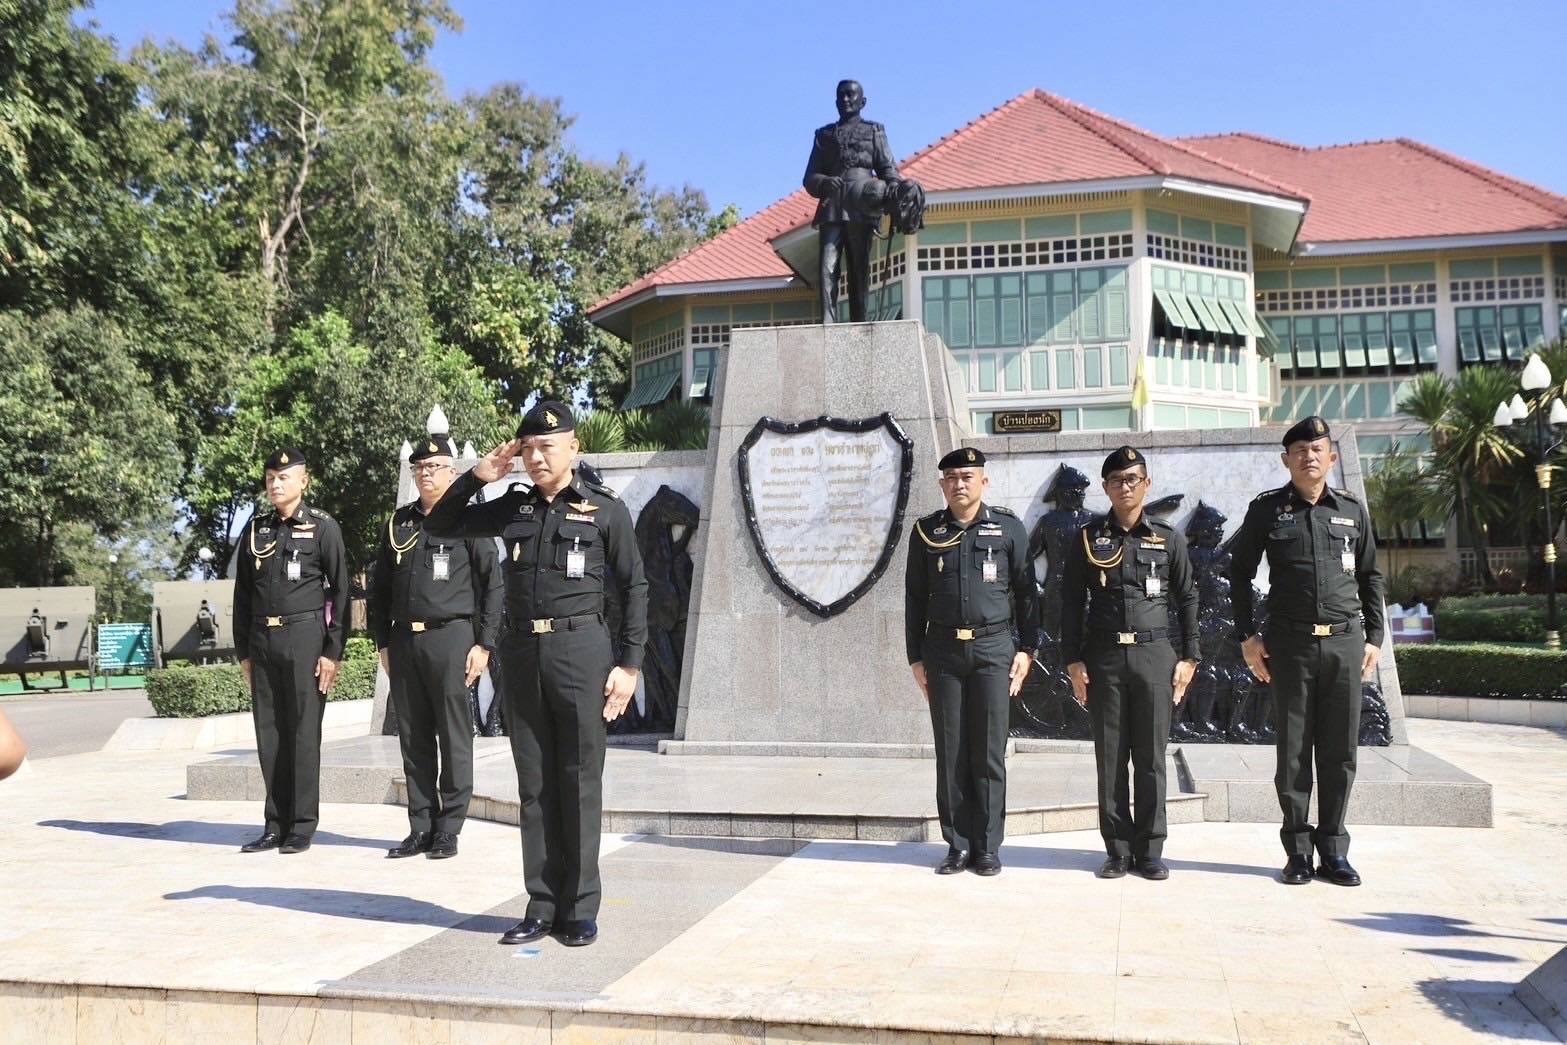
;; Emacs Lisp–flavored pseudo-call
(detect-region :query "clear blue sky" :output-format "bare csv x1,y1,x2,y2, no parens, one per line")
82,0,1567,218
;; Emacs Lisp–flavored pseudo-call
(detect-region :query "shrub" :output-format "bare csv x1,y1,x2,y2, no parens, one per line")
146,659,377,718
1385,562,1462,609
342,635,377,662
1435,595,1550,644
1395,642,1567,700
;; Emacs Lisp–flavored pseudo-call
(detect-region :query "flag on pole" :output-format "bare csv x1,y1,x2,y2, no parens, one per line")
1130,354,1150,410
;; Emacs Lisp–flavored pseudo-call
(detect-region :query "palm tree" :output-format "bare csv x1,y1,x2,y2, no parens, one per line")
1398,368,1523,586
1364,443,1434,584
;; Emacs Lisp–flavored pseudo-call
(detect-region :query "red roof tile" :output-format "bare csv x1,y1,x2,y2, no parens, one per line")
1179,132,1567,244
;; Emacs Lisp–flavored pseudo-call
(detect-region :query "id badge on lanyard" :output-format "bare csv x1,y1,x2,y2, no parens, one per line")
1145,575,1162,598
1341,535,1356,575
432,548,450,582
286,550,302,582
566,537,586,579
981,546,998,584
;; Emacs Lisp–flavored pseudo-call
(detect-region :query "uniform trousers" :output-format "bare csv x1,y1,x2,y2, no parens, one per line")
923,630,1012,855
249,617,326,838
1266,625,1362,859
1086,640,1175,860
388,622,475,834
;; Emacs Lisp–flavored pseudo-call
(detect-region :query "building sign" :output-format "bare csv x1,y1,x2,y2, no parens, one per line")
737,414,913,618
993,409,1063,434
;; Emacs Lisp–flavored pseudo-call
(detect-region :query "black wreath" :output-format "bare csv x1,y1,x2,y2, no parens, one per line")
737,413,914,618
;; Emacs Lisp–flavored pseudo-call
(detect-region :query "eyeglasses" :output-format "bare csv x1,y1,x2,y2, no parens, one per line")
1105,475,1146,490
411,463,452,476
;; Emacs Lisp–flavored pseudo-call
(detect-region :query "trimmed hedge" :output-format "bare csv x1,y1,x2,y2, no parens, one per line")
1395,642,1567,701
147,659,376,718
1435,595,1550,644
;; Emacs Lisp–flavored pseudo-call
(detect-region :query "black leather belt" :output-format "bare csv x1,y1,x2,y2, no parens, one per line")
257,610,319,629
1278,618,1356,637
393,617,464,634
511,612,603,635
930,621,1010,641
1093,626,1168,646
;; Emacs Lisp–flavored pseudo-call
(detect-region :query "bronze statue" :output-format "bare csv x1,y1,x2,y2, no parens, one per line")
804,80,902,323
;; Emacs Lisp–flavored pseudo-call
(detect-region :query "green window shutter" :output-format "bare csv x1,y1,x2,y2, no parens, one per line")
1292,316,1317,369
1154,290,1189,330
1056,349,1076,389
1389,311,1414,366
922,277,946,342
1179,292,1216,334
998,275,1023,345
974,276,999,347
1365,313,1390,368
1104,281,1129,340
1025,273,1051,345
1477,307,1502,362
1318,384,1341,420
1269,317,1293,371
977,353,997,393
1522,303,1545,347
946,277,972,348
1077,268,1103,341
1342,382,1366,419
1341,314,1368,369
1412,310,1437,365
1203,295,1235,334
1002,351,1024,391
1029,350,1050,390
1316,316,1340,370
1083,346,1103,387
1049,270,1075,343
1109,345,1129,386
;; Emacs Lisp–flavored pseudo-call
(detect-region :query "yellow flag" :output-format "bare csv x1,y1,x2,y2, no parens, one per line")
1130,354,1150,410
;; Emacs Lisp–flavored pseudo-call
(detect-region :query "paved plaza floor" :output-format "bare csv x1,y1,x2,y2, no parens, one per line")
1,719,1563,1042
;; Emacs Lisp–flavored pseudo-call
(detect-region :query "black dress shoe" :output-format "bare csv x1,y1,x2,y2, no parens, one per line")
1096,855,1130,879
387,831,432,858
278,834,312,854
240,831,282,853
556,919,598,947
1316,855,1361,887
970,851,1002,876
1135,856,1170,880
935,848,969,875
1281,854,1314,884
426,831,458,860
499,917,552,945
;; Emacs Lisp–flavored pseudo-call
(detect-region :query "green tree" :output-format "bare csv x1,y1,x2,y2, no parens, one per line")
1364,443,1437,582
0,307,180,585
191,311,504,572
1399,367,1524,586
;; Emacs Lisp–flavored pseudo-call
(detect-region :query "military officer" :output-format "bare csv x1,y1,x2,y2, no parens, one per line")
234,448,349,855
425,401,647,947
1061,447,1199,881
905,447,1039,876
1229,416,1385,887
369,432,503,861
803,79,902,322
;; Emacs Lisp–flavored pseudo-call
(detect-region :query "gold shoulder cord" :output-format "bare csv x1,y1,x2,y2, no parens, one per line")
249,523,278,572
388,513,420,565
1082,528,1124,588
915,520,963,574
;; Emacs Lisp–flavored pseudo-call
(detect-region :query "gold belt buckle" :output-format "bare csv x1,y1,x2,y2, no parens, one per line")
955,627,975,641
531,618,555,635
410,621,426,633
265,616,283,628
1117,632,1137,645
1312,623,1333,637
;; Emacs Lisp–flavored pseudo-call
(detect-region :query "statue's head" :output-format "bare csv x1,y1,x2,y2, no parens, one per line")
835,80,866,120
1043,465,1090,510
1186,500,1228,548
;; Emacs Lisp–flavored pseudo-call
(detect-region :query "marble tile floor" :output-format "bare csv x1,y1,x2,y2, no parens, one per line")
2,719,1563,1042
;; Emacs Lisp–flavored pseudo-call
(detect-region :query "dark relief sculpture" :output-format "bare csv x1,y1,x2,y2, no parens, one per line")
1011,489,1393,746
803,80,925,323
603,485,700,735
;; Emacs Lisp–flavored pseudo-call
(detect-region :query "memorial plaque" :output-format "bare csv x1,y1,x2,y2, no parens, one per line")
738,413,914,618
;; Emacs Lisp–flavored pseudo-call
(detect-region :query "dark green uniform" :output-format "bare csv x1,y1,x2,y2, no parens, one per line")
426,467,647,924
905,503,1039,856
234,502,348,840
1228,483,1385,860
1060,514,1198,861
368,501,503,837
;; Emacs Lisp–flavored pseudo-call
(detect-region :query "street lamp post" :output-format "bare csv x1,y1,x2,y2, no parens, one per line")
198,546,215,580
106,552,121,622
1492,353,1567,649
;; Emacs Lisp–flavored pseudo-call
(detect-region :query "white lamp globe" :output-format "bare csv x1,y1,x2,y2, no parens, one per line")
1521,354,1552,391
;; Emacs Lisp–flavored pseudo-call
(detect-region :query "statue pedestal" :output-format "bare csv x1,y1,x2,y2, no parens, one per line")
675,320,963,751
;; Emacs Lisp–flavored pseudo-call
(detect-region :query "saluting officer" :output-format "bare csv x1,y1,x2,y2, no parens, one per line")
1229,416,1385,887
425,401,647,948
369,432,503,861
1061,447,1199,881
905,447,1038,877
234,448,349,855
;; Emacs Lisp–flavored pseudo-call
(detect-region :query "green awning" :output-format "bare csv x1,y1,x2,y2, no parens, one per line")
1217,298,1257,338
1181,293,1222,335
1232,298,1269,338
622,370,680,410
1256,321,1282,360
1154,289,1197,330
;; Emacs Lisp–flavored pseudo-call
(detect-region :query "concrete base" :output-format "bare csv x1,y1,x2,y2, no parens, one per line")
1407,693,1567,729
106,699,372,752
186,736,1490,836
1518,946,1567,1041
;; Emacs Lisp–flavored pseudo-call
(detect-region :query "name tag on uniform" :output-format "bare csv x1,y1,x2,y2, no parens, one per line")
286,557,302,581
432,551,450,581
1146,576,1162,598
293,530,314,539
565,512,596,524
1331,517,1356,527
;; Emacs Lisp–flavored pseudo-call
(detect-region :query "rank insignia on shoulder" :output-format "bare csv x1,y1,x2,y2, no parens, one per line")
310,507,325,518
991,505,1016,516
567,500,599,514
517,504,535,516
933,525,948,535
